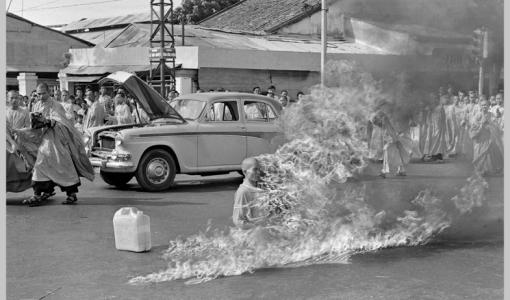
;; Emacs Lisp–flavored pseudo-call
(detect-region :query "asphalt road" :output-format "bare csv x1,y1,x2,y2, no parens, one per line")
6,160,503,300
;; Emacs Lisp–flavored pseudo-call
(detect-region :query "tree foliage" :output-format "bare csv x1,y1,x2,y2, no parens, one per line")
171,0,241,24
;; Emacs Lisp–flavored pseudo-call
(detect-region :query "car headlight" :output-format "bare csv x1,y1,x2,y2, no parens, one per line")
82,133,91,145
115,133,124,147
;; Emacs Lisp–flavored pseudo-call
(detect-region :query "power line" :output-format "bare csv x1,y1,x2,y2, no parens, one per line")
21,0,64,11
7,0,14,12
12,0,123,12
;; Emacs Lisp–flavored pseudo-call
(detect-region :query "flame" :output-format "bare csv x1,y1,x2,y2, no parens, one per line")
129,61,488,285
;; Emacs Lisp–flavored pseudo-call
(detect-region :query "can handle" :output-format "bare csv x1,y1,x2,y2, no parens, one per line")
120,207,139,215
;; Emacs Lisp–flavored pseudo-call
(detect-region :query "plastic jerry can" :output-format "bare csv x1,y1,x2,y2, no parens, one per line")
113,207,151,252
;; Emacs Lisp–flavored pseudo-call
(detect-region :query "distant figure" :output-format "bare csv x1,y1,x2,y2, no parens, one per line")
61,90,75,122
367,110,410,177
75,88,84,104
279,90,289,107
74,113,84,134
98,85,114,116
132,102,150,124
6,90,30,129
114,94,134,125
167,90,178,102
470,100,504,175
233,158,265,229
253,86,261,95
266,85,276,99
83,90,105,128
296,91,305,102
422,94,448,161
279,95,289,108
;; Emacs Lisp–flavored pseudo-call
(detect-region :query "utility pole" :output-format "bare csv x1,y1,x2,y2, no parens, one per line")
148,0,176,98
472,28,489,97
320,0,327,87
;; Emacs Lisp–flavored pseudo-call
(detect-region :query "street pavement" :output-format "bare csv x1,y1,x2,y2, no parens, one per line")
6,159,503,299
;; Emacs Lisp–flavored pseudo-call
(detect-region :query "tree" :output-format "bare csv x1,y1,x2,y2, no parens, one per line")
171,0,241,24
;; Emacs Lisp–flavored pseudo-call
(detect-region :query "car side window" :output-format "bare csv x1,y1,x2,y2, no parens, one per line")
206,101,239,121
244,101,277,122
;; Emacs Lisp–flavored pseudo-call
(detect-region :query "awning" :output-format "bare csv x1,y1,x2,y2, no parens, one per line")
62,64,182,76
66,75,103,82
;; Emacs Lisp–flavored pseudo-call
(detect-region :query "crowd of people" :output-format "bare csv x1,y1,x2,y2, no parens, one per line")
6,85,151,134
368,86,504,177
5,80,504,207
166,85,305,109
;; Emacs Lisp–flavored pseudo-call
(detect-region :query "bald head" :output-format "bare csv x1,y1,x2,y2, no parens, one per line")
7,90,20,108
36,83,50,102
242,157,259,172
241,157,260,185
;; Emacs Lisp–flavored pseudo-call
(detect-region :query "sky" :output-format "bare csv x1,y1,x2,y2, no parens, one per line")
5,0,183,26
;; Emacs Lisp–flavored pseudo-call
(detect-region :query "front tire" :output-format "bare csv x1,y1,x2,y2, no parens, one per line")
100,170,134,188
136,149,177,192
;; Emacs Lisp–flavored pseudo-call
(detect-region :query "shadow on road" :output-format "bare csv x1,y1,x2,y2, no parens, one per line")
6,197,208,207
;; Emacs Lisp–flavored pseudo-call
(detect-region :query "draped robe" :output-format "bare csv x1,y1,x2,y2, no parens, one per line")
368,112,411,173
28,99,94,187
422,105,448,156
470,111,504,175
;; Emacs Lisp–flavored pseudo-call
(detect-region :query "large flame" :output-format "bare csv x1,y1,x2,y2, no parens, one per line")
129,61,488,285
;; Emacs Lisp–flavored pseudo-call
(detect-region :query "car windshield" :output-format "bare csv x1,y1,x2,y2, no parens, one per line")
170,99,206,120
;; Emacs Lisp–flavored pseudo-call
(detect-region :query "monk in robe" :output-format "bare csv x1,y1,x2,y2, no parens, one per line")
470,100,504,176
367,110,410,177
422,95,448,160
83,90,105,129
20,83,94,206
6,90,30,130
114,94,134,125
444,96,460,157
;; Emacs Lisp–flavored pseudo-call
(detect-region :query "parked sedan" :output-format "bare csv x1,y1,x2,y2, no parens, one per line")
86,71,284,192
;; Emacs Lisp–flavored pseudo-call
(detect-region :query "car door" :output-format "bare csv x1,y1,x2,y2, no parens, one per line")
197,99,247,168
242,98,284,157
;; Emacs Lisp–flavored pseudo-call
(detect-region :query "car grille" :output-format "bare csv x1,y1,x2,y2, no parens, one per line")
99,136,115,150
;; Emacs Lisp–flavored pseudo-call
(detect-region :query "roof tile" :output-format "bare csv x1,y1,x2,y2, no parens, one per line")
200,0,320,33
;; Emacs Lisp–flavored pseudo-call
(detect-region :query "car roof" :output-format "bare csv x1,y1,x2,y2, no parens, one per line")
174,92,283,110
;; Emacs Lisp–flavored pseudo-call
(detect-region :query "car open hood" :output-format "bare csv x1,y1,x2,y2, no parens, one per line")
99,71,184,121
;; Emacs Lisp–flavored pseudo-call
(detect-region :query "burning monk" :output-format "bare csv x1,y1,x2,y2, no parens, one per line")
367,110,410,178
469,100,504,176
233,158,266,228
21,83,94,206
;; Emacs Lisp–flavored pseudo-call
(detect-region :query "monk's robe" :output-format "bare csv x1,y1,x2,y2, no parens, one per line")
368,111,410,174
29,99,94,188
422,105,448,156
444,103,459,156
83,101,105,129
470,111,504,175
115,103,134,125
6,107,30,129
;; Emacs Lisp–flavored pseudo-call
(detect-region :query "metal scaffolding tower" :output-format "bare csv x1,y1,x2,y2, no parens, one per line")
149,0,176,98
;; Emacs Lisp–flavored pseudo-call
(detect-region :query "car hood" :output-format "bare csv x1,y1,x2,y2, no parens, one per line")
99,71,184,122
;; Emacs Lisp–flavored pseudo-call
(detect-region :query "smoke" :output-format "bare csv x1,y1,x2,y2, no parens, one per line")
128,60,488,285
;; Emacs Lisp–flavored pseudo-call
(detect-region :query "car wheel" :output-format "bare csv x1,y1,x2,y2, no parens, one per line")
136,149,176,192
100,171,134,188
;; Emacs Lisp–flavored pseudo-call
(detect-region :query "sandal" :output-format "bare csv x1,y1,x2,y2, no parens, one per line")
41,191,56,201
22,195,45,207
62,193,78,205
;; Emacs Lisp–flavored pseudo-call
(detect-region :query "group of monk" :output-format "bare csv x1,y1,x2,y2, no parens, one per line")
368,87,504,177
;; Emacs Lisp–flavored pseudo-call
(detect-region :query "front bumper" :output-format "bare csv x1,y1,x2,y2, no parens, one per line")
90,157,136,173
